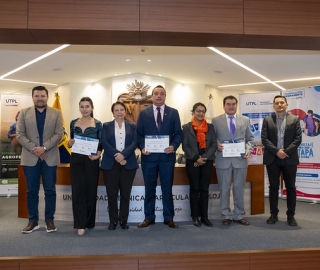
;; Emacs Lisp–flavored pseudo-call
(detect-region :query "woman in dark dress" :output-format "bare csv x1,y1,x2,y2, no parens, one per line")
68,97,102,236
182,102,217,227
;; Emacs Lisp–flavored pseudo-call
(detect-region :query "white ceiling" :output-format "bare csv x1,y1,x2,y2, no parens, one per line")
1,44,320,95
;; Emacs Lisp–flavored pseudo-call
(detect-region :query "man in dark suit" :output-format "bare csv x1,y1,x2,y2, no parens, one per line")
261,95,302,226
17,86,63,234
136,85,183,228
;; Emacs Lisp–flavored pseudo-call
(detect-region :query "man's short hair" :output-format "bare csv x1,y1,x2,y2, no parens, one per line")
151,85,166,95
32,86,48,96
223,95,238,106
273,95,287,104
307,109,313,114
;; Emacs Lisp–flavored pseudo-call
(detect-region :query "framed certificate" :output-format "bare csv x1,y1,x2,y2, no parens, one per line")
145,135,169,153
222,140,245,157
72,135,99,156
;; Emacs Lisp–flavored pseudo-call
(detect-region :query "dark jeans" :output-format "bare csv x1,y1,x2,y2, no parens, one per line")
266,158,297,216
23,160,57,222
186,159,213,218
103,162,136,223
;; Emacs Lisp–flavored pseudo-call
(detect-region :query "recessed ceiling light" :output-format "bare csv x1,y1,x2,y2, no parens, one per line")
0,44,70,79
159,74,162,76
127,72,131,74
146,72,149,74
207,47,286,91
114,74,118,76
126,59,130,62
147,59,151,62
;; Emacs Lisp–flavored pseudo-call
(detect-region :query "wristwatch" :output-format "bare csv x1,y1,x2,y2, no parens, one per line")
43,146,47,151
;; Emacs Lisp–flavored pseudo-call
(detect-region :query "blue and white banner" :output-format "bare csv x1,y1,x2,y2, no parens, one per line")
0,94,32,196
282,86,320,202
239,92,279,196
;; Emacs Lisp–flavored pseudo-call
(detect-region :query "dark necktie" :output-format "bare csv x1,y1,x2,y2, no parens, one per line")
229,116,235,139
157,107,162,131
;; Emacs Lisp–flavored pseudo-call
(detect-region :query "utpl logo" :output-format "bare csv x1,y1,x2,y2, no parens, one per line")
246,102,257,106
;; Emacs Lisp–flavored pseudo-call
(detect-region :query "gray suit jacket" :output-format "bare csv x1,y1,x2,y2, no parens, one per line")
212,114,254,169
17,106,63,166
182,122,217,161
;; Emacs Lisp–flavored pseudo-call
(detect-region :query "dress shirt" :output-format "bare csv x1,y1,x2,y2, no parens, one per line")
276,113,286,149
35,107,47,146
153,104,164,125
225,114,236,134
115,121,126,152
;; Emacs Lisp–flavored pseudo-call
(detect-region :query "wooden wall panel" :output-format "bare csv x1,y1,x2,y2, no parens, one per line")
139,253,249,270
0,0,28,29
28,0,139,31
249,249,320,270
140,0,243,34
139,31,242,47
244,0,320,37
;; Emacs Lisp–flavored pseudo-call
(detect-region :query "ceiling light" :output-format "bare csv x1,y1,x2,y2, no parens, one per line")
1,78,57,86
207,47,286,91
0,44,70,79
146,72,149,74
219,76,320,88
126,59,130,62
114,74,118,76
127,72,131,74
159,74,162,76
147,59,151,62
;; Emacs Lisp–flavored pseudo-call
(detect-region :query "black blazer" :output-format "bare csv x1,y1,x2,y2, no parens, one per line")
182,122,217,161
261,113,302,165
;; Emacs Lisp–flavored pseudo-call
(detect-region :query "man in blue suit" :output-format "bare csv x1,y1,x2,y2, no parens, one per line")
136,85,183,228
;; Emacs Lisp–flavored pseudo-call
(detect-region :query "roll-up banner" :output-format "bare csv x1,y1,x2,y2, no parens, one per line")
0,95,33,196
282,86,320,202
239,92,279,196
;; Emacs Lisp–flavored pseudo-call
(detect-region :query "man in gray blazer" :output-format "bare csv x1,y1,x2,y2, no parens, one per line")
17,86,63,234
212,95,254,226
261,95,302,226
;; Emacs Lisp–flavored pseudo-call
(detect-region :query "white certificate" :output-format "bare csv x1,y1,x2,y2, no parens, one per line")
222,140,245,157
145,135,169,153
72,135,99,156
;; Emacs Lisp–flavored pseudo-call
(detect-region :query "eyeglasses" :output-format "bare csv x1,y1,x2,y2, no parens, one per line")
274,101,286,105
195,109,206,114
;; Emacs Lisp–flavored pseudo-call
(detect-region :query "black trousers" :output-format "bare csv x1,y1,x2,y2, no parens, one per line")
266,158,297,216
70,153,99,229
103,162,136,223
185,159,213,218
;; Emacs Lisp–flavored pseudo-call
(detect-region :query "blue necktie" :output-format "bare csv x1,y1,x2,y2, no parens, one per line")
157,107,162,131
229,116,235,139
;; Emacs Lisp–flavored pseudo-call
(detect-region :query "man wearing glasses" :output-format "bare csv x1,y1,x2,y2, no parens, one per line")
212,95,254,226
261,95,302,226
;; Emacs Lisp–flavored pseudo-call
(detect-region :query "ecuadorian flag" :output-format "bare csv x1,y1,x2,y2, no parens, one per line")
52,93,71,163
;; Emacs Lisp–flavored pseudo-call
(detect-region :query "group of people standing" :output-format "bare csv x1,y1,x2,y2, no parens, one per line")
16,85,302,236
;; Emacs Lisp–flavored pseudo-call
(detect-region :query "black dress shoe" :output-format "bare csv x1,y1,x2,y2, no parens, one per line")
108,222,117,230
163,220,178,228
201,217,213,227
222,219,232,225
287,215,297,226
233,218,250,225
192,217,201,227
267,214,278,224
137,219,155,228
120,222,129,229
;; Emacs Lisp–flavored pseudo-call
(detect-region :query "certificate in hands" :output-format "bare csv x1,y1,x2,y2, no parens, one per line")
72,135,99,156
222,140,245,157
145,135,169,153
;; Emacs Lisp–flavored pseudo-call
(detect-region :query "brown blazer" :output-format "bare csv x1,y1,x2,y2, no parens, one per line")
17,106,63,166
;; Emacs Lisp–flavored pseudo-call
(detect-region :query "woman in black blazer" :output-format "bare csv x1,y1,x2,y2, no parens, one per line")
182,102,217,227
101,101,138,230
